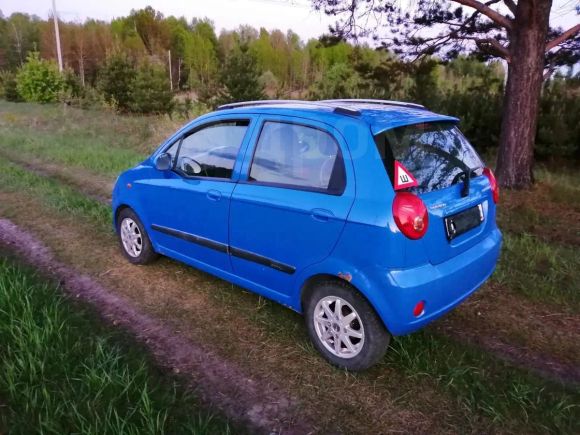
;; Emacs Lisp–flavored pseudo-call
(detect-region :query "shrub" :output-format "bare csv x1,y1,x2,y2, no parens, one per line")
0,70,21,102
98,53,136,111
15,52,64,103
129,62,174,114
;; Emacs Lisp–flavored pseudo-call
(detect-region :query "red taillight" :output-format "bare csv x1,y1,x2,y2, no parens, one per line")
392,192,429,240
483,167,499,204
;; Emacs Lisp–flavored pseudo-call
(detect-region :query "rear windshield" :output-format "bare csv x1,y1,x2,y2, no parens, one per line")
375,121,484,194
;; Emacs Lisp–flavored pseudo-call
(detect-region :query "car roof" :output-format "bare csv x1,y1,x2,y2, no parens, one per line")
213,99,459,135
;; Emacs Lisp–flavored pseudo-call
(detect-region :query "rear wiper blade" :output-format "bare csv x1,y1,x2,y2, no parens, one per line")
461,169,470,197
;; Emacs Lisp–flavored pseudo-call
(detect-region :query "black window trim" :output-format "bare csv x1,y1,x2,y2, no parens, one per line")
244,119,347,196
165,118,251,182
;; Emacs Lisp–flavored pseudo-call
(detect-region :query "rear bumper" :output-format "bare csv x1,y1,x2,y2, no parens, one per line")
370,228,502,335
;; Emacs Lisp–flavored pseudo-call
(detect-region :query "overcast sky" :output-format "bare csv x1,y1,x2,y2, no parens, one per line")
2,0,578,42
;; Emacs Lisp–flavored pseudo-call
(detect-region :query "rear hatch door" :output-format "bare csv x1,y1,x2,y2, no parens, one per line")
376,121,495,265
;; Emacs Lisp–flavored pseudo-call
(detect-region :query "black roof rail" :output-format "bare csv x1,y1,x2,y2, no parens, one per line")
321,99,426,110
216,99,361,116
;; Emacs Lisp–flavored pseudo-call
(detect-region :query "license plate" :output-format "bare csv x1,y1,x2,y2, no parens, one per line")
445,204,484,240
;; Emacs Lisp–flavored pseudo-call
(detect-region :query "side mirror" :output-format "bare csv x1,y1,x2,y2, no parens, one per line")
154,153,172,171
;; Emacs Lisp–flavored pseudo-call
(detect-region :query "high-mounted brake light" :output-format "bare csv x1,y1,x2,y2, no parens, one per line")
483,167,499,204
392,192,429,240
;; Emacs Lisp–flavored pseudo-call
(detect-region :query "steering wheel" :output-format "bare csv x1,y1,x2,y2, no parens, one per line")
179,156,206,177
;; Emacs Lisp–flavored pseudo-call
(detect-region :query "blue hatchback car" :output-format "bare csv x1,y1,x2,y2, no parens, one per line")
112,99,502,370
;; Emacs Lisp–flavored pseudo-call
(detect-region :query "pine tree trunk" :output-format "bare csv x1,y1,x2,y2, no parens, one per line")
495,0,552,189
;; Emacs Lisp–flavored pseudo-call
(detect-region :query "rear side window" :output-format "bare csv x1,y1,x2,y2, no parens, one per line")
376,122,484,193
249,121,345,194
174,120,249,179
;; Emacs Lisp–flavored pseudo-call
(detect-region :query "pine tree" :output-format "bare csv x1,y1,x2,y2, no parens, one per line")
218,44,265,105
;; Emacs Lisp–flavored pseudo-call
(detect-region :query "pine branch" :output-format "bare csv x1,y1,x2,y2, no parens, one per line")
546,24,580,52
453,0,513,29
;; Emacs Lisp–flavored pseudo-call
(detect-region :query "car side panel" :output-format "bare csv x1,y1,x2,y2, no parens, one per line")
228,115,356,298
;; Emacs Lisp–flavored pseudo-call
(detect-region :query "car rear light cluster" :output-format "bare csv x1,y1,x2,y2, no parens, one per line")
392,192,429,240
483,167,499,204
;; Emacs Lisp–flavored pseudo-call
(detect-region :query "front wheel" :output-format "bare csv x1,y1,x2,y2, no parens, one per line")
116,208,158,265
304,280,391,371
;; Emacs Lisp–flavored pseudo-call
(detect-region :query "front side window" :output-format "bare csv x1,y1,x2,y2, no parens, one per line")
249,121,345,194
376,121,484,193
174,120,249,179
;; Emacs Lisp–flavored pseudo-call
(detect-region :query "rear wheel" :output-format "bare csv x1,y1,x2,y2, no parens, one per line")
116,208,158,265
304,280,391,371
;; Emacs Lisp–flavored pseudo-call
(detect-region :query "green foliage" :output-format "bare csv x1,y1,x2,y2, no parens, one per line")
408,59,441,107
309,62,361,99
0,70,21,101
97,53,136,111
217,44,265,105
129,62,174,114
15,52,64,103
537,77,580,159
98,54,173,115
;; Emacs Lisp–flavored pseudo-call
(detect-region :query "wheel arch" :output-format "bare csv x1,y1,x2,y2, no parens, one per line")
113,204,132,231
293,259,396,331
298,271,393,335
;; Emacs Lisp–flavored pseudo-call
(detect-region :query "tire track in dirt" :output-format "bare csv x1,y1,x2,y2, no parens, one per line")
0,149,112,206
437,283,580,386
0,218,313,434
439,325,580,386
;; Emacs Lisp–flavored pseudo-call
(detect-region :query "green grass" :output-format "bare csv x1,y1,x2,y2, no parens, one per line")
386,332,580,432
232,292,580,433
493,233,580,311
0,101,183,177
0,256,232,434
0,159,111,232
536,165,580,211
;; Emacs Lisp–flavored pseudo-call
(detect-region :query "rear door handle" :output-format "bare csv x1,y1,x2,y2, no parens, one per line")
207,189,222,201
311,208,334,222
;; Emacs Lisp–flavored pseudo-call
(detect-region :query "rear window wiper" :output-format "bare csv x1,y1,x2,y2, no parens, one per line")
456,168,480,197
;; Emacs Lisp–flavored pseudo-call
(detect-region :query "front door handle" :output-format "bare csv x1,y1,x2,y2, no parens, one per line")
207,189,222,201
311,208,334,222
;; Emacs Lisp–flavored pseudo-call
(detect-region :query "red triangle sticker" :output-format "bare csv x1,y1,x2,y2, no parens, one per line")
394,161,418,190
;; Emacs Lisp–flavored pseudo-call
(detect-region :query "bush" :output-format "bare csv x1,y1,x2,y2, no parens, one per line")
98,54,137,111
98,54,173,115
129,62,174,114
0,71,21,102
16,52,64,103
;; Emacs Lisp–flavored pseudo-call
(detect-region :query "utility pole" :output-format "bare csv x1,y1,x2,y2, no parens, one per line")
52,0,63,72
168,49,173,91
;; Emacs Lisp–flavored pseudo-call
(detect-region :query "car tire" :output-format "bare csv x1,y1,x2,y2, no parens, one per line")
116,208,158,265
304,280,391,371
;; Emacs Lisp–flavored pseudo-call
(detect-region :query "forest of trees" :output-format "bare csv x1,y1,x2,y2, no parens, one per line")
0,6,579,163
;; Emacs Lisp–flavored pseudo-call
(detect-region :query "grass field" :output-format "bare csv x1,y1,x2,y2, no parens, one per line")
0,256,231,434
0,101,579,433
